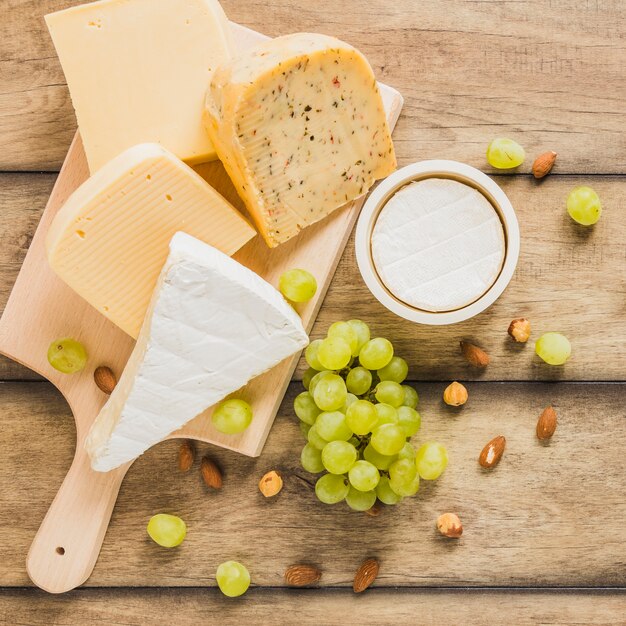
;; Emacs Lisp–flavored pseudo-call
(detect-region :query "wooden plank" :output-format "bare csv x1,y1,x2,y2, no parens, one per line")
1,0,625,173
1,173,624,382
2,588,626,625
1,380,624,587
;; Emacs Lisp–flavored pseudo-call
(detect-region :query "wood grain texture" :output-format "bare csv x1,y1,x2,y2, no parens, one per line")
2,588,626,625
1,0,625,173
1,380,624,587
1,174,624,382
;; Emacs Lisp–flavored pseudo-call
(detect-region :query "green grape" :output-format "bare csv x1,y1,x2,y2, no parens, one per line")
328,321,359,355
305,339,325,370
535,332,571,365
358,337,393,370
146,513,186,548
315,411,352,441
346,366,373,396
389,471,420,497
322,440,357,474
309,370,332,396
397,442,416,461
279,268,317,302
301,443,325,473
415,442,448,480
567,186,601,225
397,406,421,437
302,367,317,390
486,137,525,169
299,421,311,440
342,393,358,411
345,400,378,435
374,403,399,426
345,486,377,511
377,356,408,383
348,460,380,491
376,476,403,505
47,338,88,374
307,424,329,450
294,391,321,425
402,385,419,409
347,319,371,353
212,399,252,434
375,381,405,407
313,374,348,411
370,423,406,456
216,560,251,597
389,458,417,485
317,336,352,370
363,443,397,470
315,473,349,504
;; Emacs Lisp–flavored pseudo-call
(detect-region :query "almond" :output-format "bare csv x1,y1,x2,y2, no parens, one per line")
365,502,382,517
437,513,463,538
479,435,506,469
94,366,117,394
200,456,222,489
532,151,557,179
284,564,322,587
177,439,195,472
259,470,283,497
508,318,531,343
443,381,468,406
460,341,490,367
536,406,557,440
353,557,379,593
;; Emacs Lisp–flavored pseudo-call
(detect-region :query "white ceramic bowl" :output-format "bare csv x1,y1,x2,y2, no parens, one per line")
355,160,520,325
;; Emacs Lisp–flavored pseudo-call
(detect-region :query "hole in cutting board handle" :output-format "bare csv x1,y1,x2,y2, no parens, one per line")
56,547,65,556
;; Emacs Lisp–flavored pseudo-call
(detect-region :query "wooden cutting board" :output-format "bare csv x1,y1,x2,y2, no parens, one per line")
0,23,402,594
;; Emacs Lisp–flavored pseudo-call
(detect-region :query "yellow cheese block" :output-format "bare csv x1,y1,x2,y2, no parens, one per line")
46,143,256,339
205,33,397,248
45,0,233,173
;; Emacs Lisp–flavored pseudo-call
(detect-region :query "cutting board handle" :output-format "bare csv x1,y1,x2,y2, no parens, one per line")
26,440,130,593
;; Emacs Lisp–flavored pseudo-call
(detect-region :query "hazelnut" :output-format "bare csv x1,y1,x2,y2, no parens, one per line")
437,513,463,538
443,381,468,406
508,318,531,343
259,470,283,497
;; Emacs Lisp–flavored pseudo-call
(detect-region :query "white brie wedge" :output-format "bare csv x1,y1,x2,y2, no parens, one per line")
86,232,309,472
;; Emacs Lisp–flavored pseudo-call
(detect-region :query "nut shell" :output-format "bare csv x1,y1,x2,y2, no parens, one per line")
460,341,490,367
479,435,506,469
437,513,463,538
536,406,557,440
284,564,322,587
443,381,468,406
259,470,283,497
508,318,531,343
353,558,380,593
200,456,222,489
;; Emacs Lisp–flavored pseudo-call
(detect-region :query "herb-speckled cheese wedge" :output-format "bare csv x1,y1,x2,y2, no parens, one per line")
205,33,396,247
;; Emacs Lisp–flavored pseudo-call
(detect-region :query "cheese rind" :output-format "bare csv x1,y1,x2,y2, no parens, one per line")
86,232,309,472
205,33,396,247
45,0,233,172
371,178,505,312
46,143,255,339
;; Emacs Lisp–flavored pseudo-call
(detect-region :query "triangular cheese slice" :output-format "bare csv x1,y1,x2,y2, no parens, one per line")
86,232,309,471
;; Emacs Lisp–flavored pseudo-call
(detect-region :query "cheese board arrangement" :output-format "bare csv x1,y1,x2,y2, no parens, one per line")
0,0,402,594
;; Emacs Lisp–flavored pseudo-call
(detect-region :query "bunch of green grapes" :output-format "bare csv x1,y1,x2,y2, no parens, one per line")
294,320,447,512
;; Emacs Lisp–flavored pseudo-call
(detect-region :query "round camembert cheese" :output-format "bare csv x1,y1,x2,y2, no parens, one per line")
371,178,505,312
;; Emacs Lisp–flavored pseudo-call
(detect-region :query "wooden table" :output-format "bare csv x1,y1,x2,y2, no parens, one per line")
1,0,625,623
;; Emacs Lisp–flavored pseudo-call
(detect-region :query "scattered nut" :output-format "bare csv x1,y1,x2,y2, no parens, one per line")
532,151,557,179
479,435,506,469
284,564,322,587
94,366,117,394
460,341,490,367
365,502,382,517
353,557,379,593
177,439,196,472
508,318,531,343
536,406,557,440
443,381,468,406
200,456,222,489
437,513,463,538
259,470,283,497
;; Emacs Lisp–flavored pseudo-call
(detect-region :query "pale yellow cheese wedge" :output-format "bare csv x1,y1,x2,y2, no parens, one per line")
45,0,233,172
46,143,256,339
205,33,397,248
